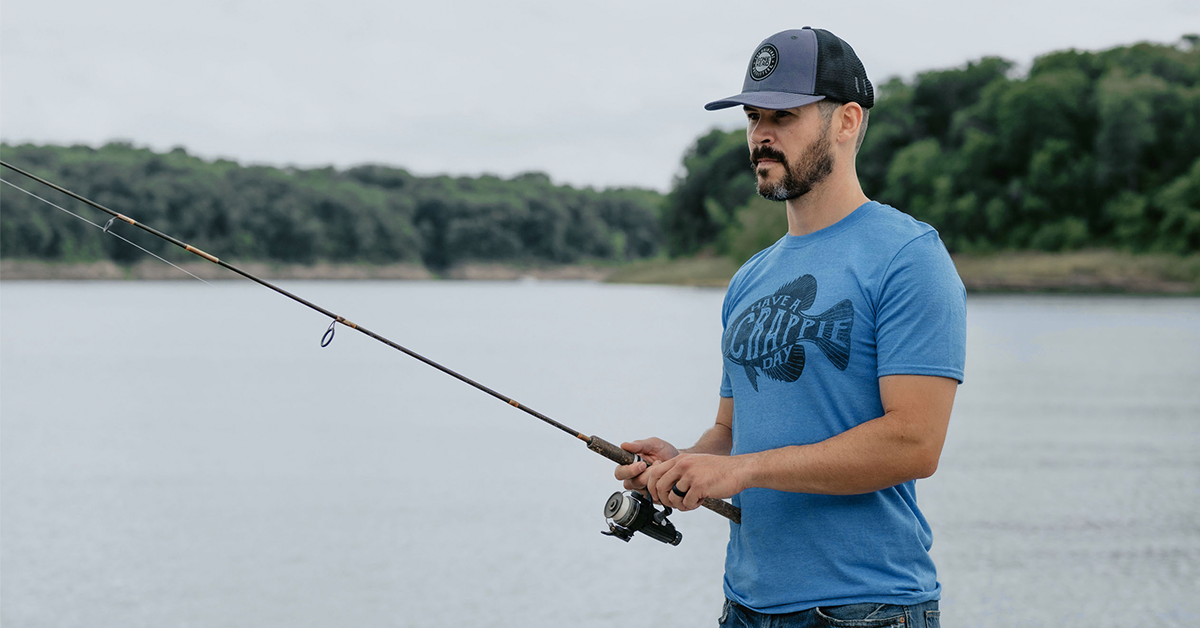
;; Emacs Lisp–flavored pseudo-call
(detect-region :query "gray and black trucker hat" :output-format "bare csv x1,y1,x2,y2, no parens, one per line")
705,27,874,111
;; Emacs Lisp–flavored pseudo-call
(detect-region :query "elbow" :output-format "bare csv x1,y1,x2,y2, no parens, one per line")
913,456,939,480
889,413,947,481
910,445,942,480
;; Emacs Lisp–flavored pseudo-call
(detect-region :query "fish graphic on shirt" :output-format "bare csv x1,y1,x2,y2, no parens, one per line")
722,274,854,391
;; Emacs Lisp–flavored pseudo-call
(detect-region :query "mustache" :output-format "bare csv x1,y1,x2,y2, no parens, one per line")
751,147,788,167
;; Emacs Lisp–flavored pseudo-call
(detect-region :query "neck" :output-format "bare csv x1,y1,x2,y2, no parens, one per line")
784,164,870,237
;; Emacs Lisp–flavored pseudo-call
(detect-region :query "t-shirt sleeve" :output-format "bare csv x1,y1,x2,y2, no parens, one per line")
719,273,737,397
875,231,967,383
720,368,734,397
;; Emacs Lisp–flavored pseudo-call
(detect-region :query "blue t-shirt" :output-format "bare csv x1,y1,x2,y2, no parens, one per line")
719,201,966,613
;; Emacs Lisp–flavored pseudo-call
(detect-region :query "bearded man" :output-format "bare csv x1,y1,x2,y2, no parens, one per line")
616,28,965,628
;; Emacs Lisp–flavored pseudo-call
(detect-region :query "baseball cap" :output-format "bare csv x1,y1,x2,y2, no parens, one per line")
705,27,874,111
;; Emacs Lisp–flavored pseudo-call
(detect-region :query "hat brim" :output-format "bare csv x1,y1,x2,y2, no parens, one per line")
704,91,826,111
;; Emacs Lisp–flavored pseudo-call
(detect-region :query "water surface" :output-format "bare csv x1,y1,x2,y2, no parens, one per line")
2,282,1197,627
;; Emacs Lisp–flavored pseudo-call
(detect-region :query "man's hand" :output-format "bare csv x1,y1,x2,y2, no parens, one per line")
615,399,736,502
614,438,680,491
644,453,750,511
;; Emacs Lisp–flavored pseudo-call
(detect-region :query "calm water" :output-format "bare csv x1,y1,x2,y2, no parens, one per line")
1,281,1197,628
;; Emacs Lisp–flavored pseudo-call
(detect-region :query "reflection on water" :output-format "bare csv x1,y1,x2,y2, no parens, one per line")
2,283,1197,627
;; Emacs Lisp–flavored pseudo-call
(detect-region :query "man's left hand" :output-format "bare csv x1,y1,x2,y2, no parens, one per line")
644,452,750,511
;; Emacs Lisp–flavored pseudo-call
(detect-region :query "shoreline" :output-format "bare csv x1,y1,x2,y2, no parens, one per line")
3,251,1198,294
603,250,1200,294
0,259,613,283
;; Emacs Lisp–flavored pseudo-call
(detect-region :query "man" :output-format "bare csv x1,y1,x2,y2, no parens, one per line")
615,28,966,627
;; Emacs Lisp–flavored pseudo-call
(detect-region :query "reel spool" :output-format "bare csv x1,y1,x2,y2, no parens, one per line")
601,490,682,546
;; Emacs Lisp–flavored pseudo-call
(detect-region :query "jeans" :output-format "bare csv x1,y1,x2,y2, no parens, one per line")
718,599,940,628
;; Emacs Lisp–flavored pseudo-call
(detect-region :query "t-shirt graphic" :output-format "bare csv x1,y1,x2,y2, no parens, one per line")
721,274,853,391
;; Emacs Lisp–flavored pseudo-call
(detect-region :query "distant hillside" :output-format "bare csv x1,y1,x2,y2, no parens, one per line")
0,143,661,269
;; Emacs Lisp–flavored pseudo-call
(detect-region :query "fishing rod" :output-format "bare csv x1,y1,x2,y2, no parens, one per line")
1,160,741,542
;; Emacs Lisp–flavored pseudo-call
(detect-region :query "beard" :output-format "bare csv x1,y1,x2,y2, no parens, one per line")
751,132,834,202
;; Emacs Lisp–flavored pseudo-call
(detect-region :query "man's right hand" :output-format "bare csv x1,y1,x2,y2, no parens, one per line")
614,438,681,491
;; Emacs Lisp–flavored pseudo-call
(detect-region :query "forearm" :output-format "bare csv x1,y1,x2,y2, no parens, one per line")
646,378,956,510
739,375,956,495
740,410,942,495
681,396,734,456
681,423,732,456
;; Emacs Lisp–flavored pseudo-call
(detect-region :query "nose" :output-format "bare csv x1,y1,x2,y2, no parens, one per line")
748,119,774,146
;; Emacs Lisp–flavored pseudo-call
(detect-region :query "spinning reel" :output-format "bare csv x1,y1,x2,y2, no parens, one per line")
601,490,682,546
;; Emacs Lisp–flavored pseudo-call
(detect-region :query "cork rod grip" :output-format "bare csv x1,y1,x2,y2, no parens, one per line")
586,435,742,525
586,435,637,465
700,496,741,524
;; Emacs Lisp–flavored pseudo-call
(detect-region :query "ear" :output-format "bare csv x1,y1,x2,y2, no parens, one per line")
835,102,864,147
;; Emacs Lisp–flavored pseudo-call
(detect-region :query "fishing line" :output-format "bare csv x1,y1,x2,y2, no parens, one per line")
1,159,741,534
1,177,211,284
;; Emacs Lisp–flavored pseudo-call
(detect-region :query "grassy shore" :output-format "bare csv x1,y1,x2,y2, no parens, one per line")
602,255,741,287
606,250,1200,294
3,250,1198,294
951,250,1200,294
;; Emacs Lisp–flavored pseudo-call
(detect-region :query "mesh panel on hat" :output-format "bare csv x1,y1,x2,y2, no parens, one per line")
813,29,875,108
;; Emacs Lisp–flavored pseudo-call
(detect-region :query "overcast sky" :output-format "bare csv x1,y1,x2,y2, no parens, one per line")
2,0,1196,191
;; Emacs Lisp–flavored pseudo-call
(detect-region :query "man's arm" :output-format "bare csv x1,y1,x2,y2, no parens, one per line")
645,374,958,510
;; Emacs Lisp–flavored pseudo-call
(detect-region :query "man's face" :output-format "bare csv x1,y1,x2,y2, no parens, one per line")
744,104,835,202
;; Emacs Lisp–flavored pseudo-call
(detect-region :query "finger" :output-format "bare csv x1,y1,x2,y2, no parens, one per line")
671,483,695,511
643,470,659,504
654,463,684,509
623,438,676,463
660,479,683,509
680,483,702,511
643,458,669,505
619,461,638,482
613,460,647,482
620,439,653,455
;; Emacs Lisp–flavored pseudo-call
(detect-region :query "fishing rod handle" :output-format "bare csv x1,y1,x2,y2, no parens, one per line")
586,436,742,525
586,435,638,465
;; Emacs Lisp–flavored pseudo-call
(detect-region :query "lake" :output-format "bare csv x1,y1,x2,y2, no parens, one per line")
1,281,1197,627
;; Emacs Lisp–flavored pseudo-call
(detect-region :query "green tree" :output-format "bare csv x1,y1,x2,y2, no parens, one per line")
665,36,1200,258
1,143,661,268
661,129,753,256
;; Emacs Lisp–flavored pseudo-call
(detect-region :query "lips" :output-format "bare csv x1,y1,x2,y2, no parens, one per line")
754,158,782,173
751,148,787,169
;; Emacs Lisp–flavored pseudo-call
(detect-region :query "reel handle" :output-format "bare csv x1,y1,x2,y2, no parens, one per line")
586,435,742,525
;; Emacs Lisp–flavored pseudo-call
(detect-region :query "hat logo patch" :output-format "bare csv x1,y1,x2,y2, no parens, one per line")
749,44,778,81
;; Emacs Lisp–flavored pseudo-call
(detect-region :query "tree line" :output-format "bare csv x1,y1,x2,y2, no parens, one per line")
0,142,661,269
664,36,1200,262
4,37,1197,270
